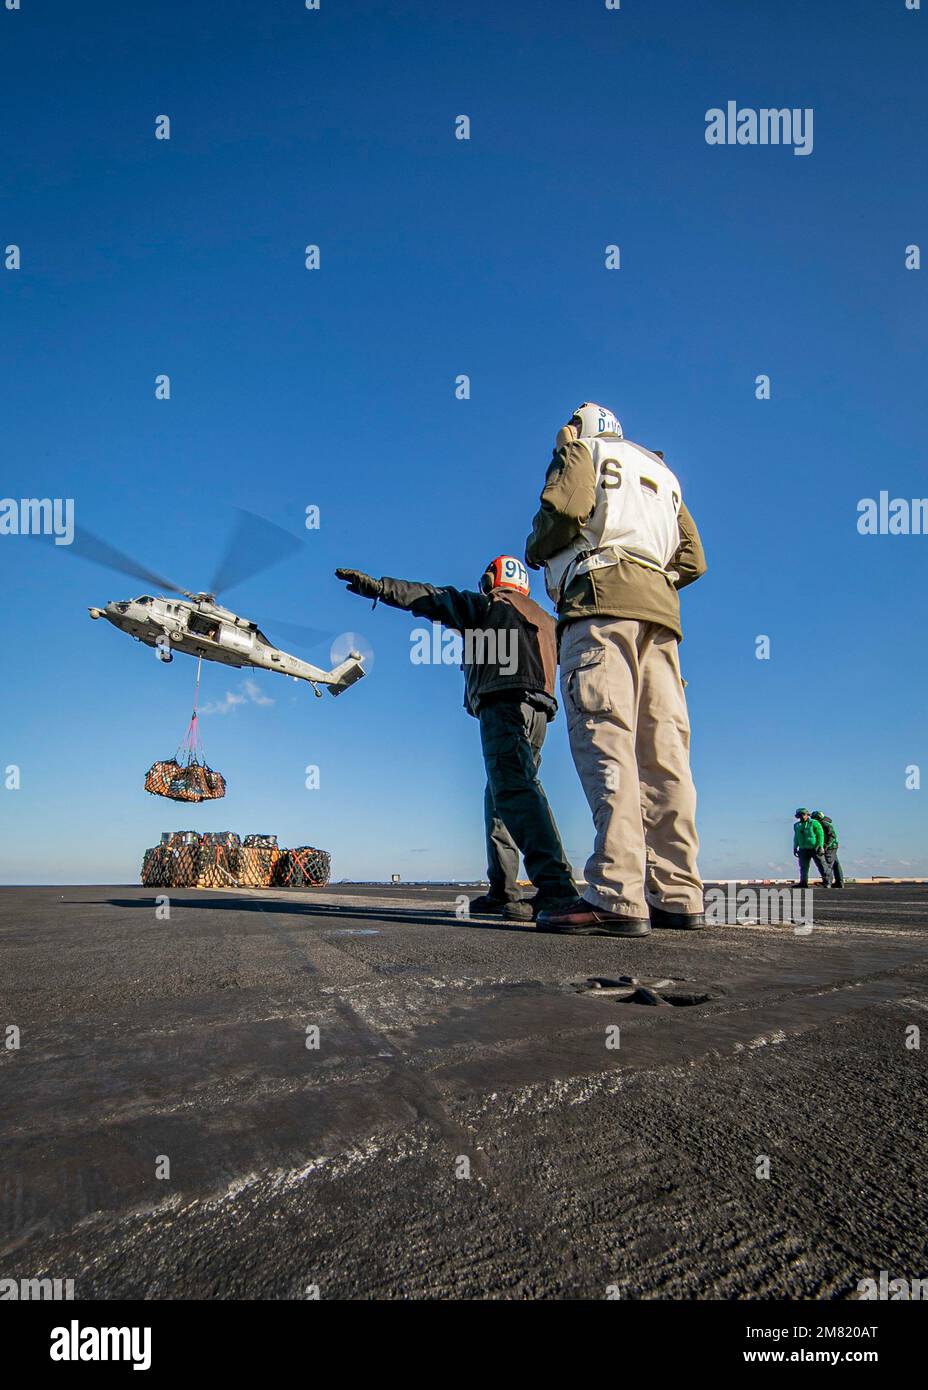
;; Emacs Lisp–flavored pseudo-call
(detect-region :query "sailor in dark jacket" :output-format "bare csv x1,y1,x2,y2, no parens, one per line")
811,811,844,888
336,556,579,921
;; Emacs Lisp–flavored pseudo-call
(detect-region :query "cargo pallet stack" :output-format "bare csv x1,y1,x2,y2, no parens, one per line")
140,833,331,889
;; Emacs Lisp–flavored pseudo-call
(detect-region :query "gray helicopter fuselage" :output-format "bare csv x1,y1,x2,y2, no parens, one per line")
88,594,364,694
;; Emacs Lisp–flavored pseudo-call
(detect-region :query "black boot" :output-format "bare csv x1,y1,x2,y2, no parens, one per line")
501,899,535,921
649,903,706,930
468,893,511,916
507,892,582,922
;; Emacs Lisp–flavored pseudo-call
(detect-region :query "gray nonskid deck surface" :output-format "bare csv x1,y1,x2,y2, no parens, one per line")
0,883,925,1299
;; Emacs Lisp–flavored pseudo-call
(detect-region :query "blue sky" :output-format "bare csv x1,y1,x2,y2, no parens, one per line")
1,0,926,884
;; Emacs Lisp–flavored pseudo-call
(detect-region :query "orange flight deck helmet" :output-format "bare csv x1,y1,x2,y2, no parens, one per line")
480,555,530,596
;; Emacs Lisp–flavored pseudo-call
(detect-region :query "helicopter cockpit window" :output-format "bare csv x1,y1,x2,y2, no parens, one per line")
133,596,154,605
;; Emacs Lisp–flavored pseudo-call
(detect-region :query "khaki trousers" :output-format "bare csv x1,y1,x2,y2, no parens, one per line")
560,617,703,918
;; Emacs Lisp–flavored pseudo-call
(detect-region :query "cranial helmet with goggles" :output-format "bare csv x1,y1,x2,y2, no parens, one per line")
571,402,623,439
480,555,530,596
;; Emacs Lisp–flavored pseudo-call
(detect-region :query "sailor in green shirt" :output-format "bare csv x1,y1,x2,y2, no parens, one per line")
793,808,828,887
812,811,844,888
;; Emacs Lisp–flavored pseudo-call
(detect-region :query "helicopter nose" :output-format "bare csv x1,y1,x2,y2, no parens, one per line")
88,607,105,620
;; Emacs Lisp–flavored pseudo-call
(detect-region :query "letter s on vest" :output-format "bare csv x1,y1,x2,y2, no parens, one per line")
544,440,682,604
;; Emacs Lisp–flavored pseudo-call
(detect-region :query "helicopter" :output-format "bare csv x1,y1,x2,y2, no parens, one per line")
72,510,366,698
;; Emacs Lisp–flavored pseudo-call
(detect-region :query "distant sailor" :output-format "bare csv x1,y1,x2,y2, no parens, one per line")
811,810,844,888
335,558,580,922
793,808,829,887
525,402,707,937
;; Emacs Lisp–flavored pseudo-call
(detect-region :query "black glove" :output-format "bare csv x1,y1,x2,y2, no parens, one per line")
335,568,384,599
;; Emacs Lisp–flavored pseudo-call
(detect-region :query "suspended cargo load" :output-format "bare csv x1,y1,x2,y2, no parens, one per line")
144,656,227,803
145,757,226,802
243,834,278,849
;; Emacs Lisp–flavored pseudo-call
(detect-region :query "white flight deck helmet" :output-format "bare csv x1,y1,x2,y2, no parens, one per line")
571,401,623,439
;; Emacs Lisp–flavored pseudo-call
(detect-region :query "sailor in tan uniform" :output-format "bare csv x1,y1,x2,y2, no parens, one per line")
525,403,707,937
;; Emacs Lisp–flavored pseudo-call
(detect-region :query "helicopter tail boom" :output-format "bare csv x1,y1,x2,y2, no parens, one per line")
326,653,366,697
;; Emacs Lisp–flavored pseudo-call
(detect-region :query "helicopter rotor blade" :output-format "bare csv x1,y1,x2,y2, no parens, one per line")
265,619,333,652
65,526,188,596
209,508,303,597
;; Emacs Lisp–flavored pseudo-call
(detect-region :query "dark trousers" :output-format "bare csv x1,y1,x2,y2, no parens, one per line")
797,847,829,886
824,847,844,886
479,698,575,901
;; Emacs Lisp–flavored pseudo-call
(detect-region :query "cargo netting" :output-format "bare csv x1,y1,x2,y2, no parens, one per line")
144,758,226,802
144,657,227,803
239,846,279,887
140,833,329,889
275,846,332,887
